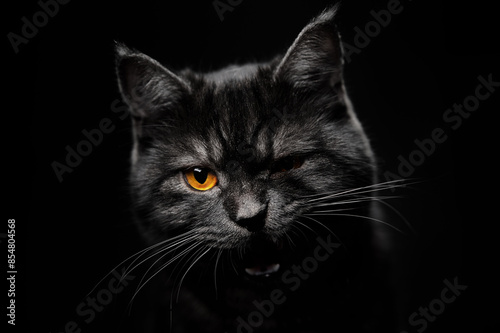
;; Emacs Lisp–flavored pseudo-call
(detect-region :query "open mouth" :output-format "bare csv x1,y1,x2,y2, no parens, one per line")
242,238,283,277
244,263,280,277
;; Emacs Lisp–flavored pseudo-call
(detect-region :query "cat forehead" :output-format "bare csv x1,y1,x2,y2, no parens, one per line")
169,65,337,166
173,110,328,168
203,63,262,85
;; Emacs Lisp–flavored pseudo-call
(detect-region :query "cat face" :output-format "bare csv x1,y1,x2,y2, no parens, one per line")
116,7,375,278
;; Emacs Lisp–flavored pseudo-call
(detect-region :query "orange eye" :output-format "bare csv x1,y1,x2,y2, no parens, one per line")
184,167,218,191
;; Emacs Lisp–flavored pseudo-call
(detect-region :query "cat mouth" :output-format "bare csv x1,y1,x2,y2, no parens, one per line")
241,238,283,277
244,263,280,276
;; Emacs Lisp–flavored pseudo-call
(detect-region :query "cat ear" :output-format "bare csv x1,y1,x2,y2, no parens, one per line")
274,5,343,92
115,42,191,119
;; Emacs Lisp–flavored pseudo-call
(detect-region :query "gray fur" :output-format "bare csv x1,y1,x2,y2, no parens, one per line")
115,5,393,333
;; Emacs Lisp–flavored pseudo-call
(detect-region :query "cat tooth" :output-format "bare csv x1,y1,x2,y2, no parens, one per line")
245,263,280,276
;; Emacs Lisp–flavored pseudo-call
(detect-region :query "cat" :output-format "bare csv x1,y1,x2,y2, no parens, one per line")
115,5,397,333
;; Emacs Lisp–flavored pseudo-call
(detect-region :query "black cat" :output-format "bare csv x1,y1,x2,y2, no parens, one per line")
116,5,397,333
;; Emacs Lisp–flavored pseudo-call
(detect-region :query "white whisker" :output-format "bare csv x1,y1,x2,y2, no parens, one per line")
294,220,318,236
228,250,239,275
176,246,212,302
128,240,200,310
304,212,404,234
285,227,299,248
213,248,223,299
298,214,346,249
372,197,416,234
123,233,199,280
87,230,196,296
305,178,416,204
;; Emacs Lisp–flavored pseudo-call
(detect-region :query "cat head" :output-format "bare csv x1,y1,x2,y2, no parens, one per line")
116,6,375,277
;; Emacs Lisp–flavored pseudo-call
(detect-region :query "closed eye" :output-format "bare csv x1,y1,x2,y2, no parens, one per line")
270,156,304,177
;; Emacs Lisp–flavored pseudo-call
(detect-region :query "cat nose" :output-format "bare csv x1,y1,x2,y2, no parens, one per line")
235,207,267,232
234,197,268,232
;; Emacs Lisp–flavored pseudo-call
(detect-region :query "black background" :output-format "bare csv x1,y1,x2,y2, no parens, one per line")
5,0,498,332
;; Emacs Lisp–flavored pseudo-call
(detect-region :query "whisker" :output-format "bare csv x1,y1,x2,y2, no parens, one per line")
285,227,299,248
309,195,402,208
123,233,199,280
298,214,346,249
213,248,223,299
304,212,404,234
175,246,212,302
128,240,200,310
307,187,382,204
237,244,244,263
170,244,206,295
290,221,311,241
372,197,416,234
302,180,397,200
228,250,239,275
294,220,318,236
310,208,366,214
308,197,373,208
304,178,417,204
167,242,204,332
86,235,182,296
